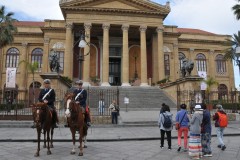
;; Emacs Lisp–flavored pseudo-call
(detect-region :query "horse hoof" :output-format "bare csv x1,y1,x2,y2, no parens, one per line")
70,151,75,155
50,144,54,148
47,150,52,155
78,152,83,156
34,153,39,157
84,145,87,148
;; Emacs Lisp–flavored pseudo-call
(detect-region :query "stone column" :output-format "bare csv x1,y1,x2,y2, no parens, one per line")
64,22,73,79
208,50,215,77
189,48,196,75
82,23,92,86
139,25,148,86
19,42,28,91
121,24,130,86
101,23,111,86
42,37,50,73
156,27,164,81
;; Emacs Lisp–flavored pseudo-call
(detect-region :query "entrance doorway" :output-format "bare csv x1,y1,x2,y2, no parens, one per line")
109,58,121,86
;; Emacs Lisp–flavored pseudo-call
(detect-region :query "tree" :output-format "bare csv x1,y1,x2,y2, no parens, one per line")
232,0,240,20
224,31,240,73
0,5,17,48
202,77,219,103
19,61,39,103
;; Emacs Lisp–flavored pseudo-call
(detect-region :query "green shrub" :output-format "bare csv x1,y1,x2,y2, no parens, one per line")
0,103,25,111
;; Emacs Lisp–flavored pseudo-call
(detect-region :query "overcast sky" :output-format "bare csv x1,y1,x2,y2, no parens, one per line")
1,0,240,87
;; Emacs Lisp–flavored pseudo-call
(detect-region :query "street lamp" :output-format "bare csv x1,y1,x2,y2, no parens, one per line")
75,31,90,80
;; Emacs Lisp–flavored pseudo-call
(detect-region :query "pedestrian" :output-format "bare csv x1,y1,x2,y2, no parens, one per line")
108,100,119,124
38,79,58,128
188,104,203,159
176,103,189,152
74,80,91,127
201,103,212,157
158,104,173,150
213,104,228,151
98,98,105,115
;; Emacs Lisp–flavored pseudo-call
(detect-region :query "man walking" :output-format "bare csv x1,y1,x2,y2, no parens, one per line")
213,104,227,151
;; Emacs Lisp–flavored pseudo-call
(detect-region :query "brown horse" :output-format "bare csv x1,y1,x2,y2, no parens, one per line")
32,102,55,157
65,92,88,156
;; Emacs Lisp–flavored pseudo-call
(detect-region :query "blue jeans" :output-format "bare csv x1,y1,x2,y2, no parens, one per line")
216,127,225,146
201,132,212,154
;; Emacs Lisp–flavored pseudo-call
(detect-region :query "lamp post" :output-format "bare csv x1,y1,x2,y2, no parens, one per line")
75,31,90,80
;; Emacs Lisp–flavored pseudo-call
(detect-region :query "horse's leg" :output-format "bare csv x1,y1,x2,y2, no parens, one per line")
34,127,41,157
43,129,46,148
70,128,76,154
78,126,83,156
47,129,52,155
50,127,54,148
83,136,87,148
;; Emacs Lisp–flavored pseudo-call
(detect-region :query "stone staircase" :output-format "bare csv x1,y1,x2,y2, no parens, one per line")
118,86,176,110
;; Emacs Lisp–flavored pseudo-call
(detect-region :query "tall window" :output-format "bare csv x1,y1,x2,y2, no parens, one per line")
215,54,227,74
218,84,228,100
164,54,170,76
196,53,207,72
5,48,19,68
31,48,43,71
55,51,64,73
179,52,186,70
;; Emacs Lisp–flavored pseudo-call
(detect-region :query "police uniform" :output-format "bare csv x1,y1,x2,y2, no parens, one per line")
38,88,56,108
74,88,87,108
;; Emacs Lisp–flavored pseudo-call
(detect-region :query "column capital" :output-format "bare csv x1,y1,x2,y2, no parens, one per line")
102,23,110,30
122,24,129,31
65,22,73,29
189,48,195,52
156,26,164,33
139,25,147,32
84,23,92,30
209,49,215,54
22,42,28,47
44,37,50,44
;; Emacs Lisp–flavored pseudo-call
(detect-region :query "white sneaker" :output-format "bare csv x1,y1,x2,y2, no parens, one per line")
203,154,212,157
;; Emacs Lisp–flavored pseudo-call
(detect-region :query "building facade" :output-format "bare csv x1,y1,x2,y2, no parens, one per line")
0,0,234,102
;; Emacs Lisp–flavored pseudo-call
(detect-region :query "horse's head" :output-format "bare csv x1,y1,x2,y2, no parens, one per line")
64,92,76,118
31,102,48,127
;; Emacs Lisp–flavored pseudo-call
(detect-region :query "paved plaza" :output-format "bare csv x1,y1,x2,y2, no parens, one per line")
0,136,240,160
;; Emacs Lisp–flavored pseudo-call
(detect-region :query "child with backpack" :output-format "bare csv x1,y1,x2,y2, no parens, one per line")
213,104,228,151
158,103,173,150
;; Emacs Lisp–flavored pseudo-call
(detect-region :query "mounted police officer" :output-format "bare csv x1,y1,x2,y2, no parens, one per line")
38,79,58,128
74,80,91,127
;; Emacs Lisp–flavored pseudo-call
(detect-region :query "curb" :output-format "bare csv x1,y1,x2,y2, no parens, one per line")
1,133,240,143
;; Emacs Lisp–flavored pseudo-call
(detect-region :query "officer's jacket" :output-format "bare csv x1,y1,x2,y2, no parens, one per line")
38,88,56,107
73,88,87,107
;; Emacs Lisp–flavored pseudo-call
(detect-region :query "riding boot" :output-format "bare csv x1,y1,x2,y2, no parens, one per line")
52,110,58,128
85,113,91,127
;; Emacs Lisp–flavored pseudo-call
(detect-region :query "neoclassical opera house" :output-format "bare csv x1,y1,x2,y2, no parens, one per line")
0,0,234,103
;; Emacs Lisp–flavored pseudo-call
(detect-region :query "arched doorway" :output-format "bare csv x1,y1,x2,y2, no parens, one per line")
218,84,228,101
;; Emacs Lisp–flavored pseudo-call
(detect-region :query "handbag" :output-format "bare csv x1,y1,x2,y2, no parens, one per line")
175,111,187,130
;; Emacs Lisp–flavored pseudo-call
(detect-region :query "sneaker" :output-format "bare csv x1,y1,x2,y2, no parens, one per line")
87,122,91,127
221,145,226,151
183,148,188,152
177,146,181,152
160,146,164,149
203,154,212,157
168,147,171,150
217,145,221,148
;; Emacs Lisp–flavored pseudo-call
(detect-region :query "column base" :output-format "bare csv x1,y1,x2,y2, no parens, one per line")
121,83,131,87
83,82,91,87
101,82,111,86
140,83,149,87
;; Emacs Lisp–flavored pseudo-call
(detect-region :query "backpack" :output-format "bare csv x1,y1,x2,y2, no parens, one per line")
162,113,172,128
217,112,228,127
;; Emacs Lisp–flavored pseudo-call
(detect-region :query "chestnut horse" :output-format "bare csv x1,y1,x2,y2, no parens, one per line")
32,102,55,157
65,92,88,156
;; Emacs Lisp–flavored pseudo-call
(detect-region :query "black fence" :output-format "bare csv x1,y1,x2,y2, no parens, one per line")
0,87,119,121
177,89,240,113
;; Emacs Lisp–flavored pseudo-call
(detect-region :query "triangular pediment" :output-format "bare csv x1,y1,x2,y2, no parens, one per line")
60,0,170,16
